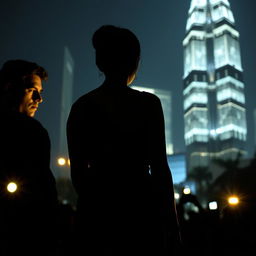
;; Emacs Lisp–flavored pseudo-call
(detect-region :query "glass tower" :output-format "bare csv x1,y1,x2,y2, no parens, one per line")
183,0,247,175
132,85,173,155
58,46,74,178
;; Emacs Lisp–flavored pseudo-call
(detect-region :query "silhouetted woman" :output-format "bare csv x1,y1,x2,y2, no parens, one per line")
67,25,181,256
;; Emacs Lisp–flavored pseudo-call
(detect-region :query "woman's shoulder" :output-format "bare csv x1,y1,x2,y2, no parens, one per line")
129,87,161,104
71,87,101,110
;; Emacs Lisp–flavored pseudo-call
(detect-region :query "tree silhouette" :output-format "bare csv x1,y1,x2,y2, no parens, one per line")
210,152,242,193
187,166,212,202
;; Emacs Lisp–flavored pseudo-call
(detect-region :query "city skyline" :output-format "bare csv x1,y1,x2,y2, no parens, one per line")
0,1,255,175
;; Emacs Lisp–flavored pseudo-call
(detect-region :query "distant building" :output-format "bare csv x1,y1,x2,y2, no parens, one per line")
132,85,173,155
57,46,74,178
167,153,187,184
183,0,247,179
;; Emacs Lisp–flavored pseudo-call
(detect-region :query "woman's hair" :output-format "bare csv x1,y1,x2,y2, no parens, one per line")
92,25,141,77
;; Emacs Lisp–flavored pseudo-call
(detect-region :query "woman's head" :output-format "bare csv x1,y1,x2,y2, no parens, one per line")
92,25,141,83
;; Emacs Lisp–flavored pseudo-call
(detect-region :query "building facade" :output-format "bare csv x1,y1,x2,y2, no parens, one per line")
132,85,173,155
183,0,247,177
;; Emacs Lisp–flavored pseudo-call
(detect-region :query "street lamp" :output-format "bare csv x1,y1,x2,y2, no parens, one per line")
57,157,66,166
227,195,239,206
209,201,218,210
7,182,18,193
174,192,180,200
183,187,191,195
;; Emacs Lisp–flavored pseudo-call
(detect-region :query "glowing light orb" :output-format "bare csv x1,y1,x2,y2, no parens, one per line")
58,157,66,166
183,187,191,195
7,182,18,193
209,201,218,210
228,196,239,206
174,193,180,200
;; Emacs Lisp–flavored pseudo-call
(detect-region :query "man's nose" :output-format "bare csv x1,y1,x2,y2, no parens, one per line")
33,91,43,103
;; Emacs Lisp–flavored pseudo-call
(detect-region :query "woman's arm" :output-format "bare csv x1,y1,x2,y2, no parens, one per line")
147,93,182,253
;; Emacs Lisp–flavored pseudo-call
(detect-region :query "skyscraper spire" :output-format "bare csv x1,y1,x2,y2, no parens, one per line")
183,0,247,180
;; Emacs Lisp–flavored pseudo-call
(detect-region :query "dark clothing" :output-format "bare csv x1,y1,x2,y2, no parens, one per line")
67,84,181,255
0,111,58,256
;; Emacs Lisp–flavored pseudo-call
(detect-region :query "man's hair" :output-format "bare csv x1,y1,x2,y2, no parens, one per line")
0,59,48,92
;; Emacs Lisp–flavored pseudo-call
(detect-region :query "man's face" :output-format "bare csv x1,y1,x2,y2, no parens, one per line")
19,74,43,117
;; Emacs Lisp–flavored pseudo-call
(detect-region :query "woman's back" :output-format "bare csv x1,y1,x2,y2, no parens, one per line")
73,86,151,163
67,84,160,208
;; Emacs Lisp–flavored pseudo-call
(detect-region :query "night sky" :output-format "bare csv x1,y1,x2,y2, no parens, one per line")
1,0,256,167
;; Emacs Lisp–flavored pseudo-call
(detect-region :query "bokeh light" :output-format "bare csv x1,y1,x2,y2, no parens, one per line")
7,182,18,193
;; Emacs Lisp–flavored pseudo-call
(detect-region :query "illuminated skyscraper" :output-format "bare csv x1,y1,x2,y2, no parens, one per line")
132,85,173,155
183,0,247,176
